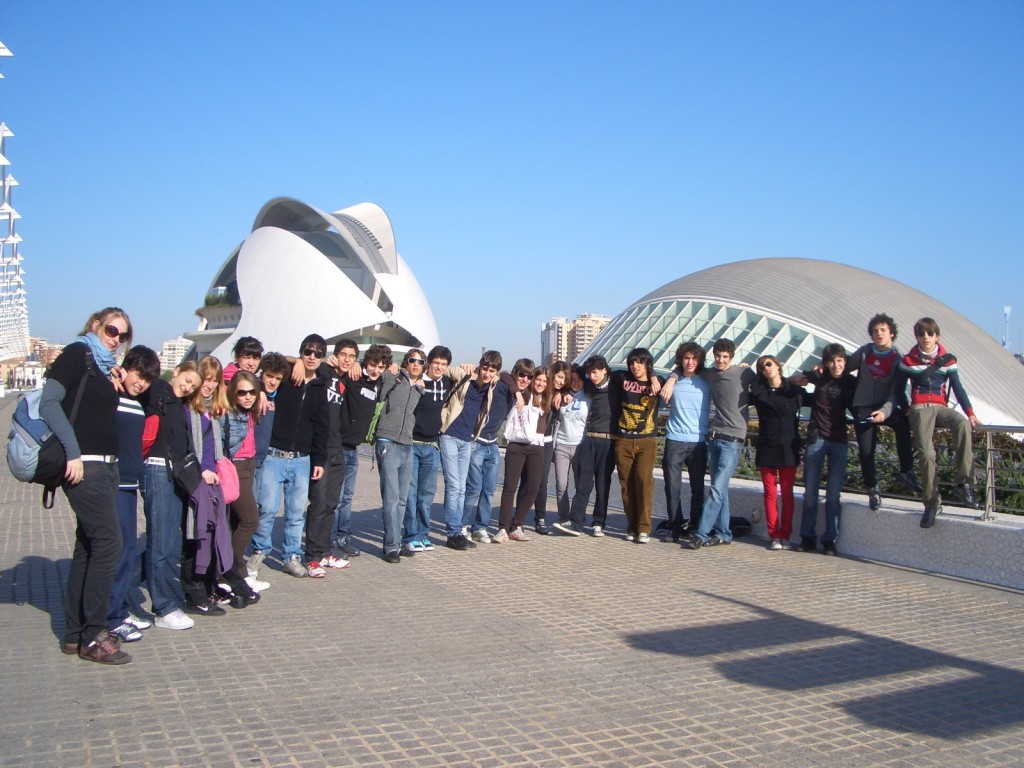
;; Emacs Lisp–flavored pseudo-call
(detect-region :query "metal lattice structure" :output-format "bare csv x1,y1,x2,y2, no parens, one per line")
0,41,30,361
580,258,1024,428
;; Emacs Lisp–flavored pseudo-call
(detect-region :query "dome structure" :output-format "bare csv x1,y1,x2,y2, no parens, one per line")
580,258,1024,427
187,198,439,360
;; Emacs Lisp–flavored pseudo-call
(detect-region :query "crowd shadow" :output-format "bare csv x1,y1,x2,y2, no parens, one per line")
0,554,70,641
627,591,1024,739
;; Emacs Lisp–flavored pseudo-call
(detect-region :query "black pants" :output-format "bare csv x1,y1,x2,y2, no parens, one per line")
570,436,615,526
532,440,555,523
853,406,914,488
500,442,545,532
306,455,345,561
63,462,121,645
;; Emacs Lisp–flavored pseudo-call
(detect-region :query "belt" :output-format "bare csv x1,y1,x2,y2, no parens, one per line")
586,432,613,440
144,457,167,466
268,448,308,459
708,431,744,444
80,454,117,463
413,439,439,446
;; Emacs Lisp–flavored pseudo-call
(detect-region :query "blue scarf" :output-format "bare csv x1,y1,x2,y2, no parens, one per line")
77,333,117,377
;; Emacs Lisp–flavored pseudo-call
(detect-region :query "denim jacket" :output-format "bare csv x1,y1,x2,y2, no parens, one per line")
220,408,252,459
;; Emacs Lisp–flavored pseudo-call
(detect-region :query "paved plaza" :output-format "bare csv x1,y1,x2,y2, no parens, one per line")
1,396,1023,767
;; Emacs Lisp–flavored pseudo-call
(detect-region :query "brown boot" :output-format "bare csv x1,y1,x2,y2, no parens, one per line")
78,630,132,665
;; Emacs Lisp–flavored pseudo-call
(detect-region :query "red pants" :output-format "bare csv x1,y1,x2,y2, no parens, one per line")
760,466,796,540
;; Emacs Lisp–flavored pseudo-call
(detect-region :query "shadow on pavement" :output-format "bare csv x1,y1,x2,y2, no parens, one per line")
626,591,1024,739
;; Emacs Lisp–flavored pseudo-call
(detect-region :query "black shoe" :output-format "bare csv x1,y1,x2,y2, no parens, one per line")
894,470,922,494
336,541,361,558
446,534,469,551
384,550,402,563
796,536,817,553
868,487,882,511
184,596,226,616
682,534,704,550
822,541,838,556
535,519,550,535
399,546,415,557
230,591,260,609
704,535,724,547
954,484,981,510
920,505,941,528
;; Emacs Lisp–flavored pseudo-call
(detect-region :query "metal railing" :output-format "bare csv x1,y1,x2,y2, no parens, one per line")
979,425,1024,520
687,421,1024,522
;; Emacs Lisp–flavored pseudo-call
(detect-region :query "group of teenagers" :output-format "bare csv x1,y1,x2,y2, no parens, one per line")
44,306,980,666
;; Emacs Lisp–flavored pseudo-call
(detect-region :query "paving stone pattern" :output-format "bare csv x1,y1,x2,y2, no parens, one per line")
1,395,1023,767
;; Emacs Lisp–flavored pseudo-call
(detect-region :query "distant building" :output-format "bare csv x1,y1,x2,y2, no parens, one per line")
29,337,63,366
568,313,611,360
540,317,569,364
0,41,30,362
542,314,612,363
159,337,193,372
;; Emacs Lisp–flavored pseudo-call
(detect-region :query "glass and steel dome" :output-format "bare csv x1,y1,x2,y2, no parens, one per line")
580,258,1024,427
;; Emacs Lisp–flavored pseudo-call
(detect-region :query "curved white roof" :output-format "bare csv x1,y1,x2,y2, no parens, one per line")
189,197,439,360
589,258,1024,426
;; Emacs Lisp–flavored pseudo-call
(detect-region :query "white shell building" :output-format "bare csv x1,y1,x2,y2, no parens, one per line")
188,198,440,361
580,258,1024,427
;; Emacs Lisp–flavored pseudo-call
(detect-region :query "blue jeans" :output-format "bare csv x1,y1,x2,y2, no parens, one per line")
330,448,360,546
140,463,184,617
108,488,139,629
801,439,847,544
695,438,743,543
376,439,413,554
253,454,310,560
439,434,472,537
662,439,707,533
404,443,440,544
463,441,500,532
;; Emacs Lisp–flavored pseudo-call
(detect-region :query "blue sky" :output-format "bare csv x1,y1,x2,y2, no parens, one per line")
3,1,1022,364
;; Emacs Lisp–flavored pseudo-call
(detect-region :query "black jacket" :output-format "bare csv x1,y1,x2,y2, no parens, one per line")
269,374,329,467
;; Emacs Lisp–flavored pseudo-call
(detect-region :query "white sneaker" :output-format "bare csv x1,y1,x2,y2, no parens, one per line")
591,525,605,537
492,528,509,543
246,551,266,579
110,622,143,642
154,608,195,630
125,612,152,631
245,576,270,592
471,529,491,544
321,554,350,569
769,539,783,551
637,533,650,544
625,533,636,542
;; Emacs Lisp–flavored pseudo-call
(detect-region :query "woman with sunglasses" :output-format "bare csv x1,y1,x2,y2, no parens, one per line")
181,357,257,613
749,355,804,551
39,307,133,663
221,371,268,593
494,365,550,543
532,360,571,535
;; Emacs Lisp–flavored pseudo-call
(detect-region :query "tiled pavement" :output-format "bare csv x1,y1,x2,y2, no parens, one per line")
1,396,1023,767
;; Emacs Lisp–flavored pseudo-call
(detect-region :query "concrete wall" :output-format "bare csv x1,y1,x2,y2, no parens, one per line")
533,465,1024,591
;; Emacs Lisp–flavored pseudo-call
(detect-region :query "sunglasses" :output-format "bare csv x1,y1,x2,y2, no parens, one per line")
104,324,129,342
406,358,425,365
916,330,937,337
302,348,326,359
236,389,257,396
762,361,776,368
516,372,534,379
